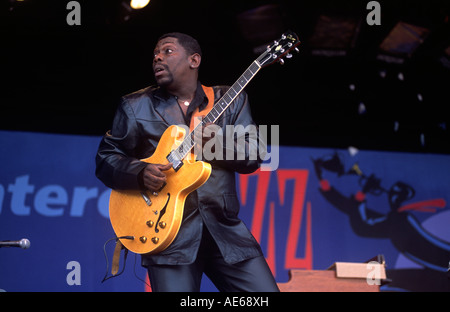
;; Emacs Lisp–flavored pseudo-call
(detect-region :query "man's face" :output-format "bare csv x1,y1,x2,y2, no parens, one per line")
153,37,190,87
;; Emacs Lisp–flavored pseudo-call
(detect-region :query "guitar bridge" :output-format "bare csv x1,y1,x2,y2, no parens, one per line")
167,151,183,172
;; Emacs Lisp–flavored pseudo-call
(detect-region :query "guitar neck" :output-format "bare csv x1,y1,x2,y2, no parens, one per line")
165,30,300,170
176,60,262,160
203,61,261,124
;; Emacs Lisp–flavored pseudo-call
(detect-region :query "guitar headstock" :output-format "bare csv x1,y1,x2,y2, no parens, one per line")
256,31,301,68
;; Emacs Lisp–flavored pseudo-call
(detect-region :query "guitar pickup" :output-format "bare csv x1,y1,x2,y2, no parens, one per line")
166,151,183,172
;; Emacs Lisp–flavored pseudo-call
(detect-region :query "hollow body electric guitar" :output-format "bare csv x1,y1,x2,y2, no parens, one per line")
109,31,301,255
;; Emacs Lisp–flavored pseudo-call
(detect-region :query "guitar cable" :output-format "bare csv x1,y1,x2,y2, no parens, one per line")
132,252,151,289
101,236,151,289
101,236,133,283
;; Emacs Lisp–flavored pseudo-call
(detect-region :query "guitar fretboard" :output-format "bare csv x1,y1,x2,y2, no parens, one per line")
174,61,262,160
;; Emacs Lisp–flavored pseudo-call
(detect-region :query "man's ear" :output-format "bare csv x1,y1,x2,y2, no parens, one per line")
189,53,201,69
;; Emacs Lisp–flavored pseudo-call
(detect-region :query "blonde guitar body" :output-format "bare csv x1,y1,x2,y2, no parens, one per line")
109,125,211,255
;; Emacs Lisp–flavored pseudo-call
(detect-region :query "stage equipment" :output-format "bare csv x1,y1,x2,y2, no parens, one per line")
278,255,388,292
236,4,286,54
0,238,30,249
377,21,430,64
308,14,360,57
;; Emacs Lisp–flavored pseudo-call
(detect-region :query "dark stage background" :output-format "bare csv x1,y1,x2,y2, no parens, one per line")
1,0,449,153
1,0,449,293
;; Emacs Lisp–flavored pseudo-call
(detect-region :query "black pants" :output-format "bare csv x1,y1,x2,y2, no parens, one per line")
147,226,280,292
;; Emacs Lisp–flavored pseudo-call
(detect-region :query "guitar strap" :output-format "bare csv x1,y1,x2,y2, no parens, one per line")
189,85,215,132
111,239,123,276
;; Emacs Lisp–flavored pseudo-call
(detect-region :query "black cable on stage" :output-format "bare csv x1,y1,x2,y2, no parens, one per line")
101,236,132,283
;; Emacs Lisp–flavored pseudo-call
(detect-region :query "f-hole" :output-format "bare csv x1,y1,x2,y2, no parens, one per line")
155,193,170,233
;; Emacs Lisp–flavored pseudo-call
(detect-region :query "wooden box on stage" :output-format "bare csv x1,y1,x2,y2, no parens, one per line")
278,259,387,292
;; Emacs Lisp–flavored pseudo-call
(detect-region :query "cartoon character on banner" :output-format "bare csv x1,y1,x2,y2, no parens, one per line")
312,152,449,291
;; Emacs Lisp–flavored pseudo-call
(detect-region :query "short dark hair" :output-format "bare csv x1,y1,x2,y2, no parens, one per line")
158,32,202,57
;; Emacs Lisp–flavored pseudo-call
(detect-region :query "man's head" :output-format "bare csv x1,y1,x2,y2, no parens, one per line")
153,32,202,89
158,32,202,58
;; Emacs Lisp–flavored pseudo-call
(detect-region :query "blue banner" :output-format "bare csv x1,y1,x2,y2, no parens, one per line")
1,131,449,291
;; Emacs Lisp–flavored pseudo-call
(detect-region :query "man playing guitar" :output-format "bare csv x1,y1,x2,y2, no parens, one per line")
95,32,279,292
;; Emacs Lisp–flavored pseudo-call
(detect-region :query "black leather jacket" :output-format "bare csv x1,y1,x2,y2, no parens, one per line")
95,82,265,265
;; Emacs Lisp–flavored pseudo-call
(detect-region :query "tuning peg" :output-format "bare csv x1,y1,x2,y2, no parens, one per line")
286,53,293,59
294,47,300,53
279,58,285,65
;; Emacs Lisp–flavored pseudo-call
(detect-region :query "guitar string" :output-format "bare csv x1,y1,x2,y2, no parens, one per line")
175,61,262,161
169,34,299,163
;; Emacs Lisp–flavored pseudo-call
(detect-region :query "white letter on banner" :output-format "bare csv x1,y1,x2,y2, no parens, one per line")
66,1,81,26
66,261,81,286
366,261,382,285
366,1,381,26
